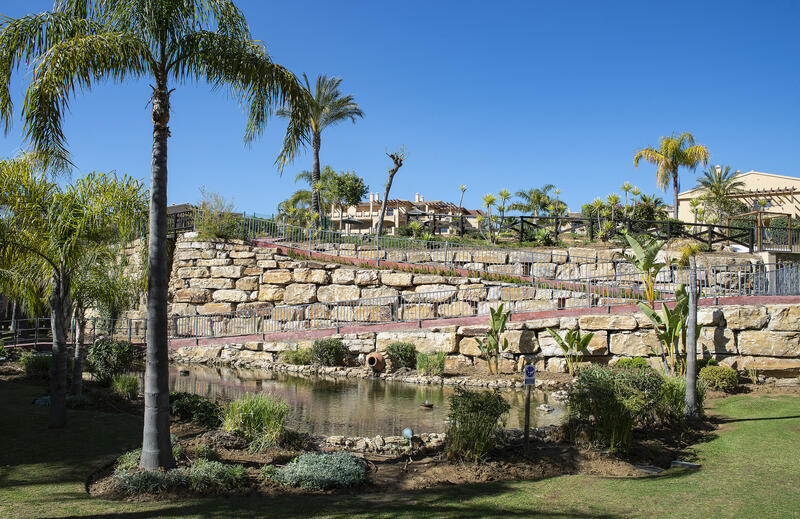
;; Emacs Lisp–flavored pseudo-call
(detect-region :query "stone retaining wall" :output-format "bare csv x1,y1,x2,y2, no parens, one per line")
171,303,800,377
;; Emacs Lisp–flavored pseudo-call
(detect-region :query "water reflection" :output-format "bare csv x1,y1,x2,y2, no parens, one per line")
165,365,566,437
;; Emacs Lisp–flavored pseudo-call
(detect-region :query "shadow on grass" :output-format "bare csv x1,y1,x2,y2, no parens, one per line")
43,481,623,519
717,415,800,423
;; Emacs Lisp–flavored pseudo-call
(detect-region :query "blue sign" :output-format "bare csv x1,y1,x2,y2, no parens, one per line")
523,364,536,385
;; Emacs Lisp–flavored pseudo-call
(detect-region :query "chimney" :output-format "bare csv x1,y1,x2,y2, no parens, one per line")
420,195,424,202
415,193,420,203
374,192,380,202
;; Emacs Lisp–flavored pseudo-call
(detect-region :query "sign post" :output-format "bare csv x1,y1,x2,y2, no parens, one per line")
523,364,536,454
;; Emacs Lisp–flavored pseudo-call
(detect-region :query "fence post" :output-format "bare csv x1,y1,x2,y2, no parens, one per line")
519,217,525,243
707,225,713,251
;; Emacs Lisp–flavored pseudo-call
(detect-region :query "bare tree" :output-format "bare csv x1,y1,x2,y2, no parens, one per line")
375,148,407,237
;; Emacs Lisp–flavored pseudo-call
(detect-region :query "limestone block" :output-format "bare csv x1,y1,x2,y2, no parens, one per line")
509,251,535,264
737,330,800,357
283,283,317,304
331,268,356,284
177,267,209,279
413,274,447,285
197,258,232,267
257,260,278,268
405,251,431,263
380,272,413,288
767,305,800,331
353,305,392,322
513,300,558,312
210,265,244,278
556,264,581,280
547,357,567,373
412,284,457,303
317,284,361,302
189,278,234,290
227,317,256,335
235,277,260,291
458,337,483,356
474,250,508,264
399,303,436,320
473,357,516,374
609,331,661,356
488,264,524,275
596,249,623,261
463,262,485,271
362,287,400,300
523,317,561,330
262,269,293,285
243,267,263,276
568,247,598,262
305,303,330,320
430,250,455,263
258,285,285,302
386,250,406,262
237,302,272,312
501,330,539,354
437,301,475,318
230,251,255,259
458,284,488,302
444,355,473,375
175,317,212,337
453,250,472,263
376,331,457,354
212,289,249,303
531,263,556,278
169,303,197,316
720,355,800,376
292,268,330,284
174,249,202,261
578,314,638,331
174,288,211,303
355,270,380,286
498,285,536,301
330,306,354,322
271,306,303,321
698,327,736,356
197,302,232,314
722,306,769,330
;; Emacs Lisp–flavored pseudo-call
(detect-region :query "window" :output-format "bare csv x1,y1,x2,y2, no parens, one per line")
387,209,394,216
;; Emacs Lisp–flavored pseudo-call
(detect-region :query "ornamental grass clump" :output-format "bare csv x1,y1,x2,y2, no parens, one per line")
273,451,367,490
385,342,417,370
311,338,347,366
280,349,312,365
416,351,446,376
113,459,244,494
446,387,510,461
222,393,289,452
111,374,139,400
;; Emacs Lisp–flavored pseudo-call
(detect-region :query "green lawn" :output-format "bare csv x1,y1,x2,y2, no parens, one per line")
1,378,798,519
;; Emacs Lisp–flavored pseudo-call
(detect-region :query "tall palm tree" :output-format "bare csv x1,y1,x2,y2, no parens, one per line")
634,133,709,219
457,184,467,234
293,165,337,217
697,165,744,223
0,0,309,470
0,154,146,428
621,181,633,213
631,186,642,206
482,193,497,243
606,193,621,222
511,184,555,217
279,75,363,222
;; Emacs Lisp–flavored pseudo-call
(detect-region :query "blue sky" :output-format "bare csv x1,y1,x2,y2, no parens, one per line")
1,0,798,214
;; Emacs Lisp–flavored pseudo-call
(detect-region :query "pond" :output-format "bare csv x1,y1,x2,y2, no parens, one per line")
164,365,567,437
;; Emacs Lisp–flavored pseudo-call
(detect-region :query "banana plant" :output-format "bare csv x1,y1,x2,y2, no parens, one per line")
622,232,666,309
637,285,699,375
477,303,510,374
546,327,595,376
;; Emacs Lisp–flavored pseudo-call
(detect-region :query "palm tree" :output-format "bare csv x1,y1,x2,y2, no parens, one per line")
482,193,497,243
621,181,633,213
293,165,337,219
697,165,744,223
511,184,555,217
606,193,621,222
497,189,511,227
631,186,642,207
279,75,363,222
0,154,146,428
634,133,710,219
0,1,309,470
457,184,467,235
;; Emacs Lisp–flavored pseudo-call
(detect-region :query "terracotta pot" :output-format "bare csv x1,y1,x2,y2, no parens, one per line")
366,352,385,372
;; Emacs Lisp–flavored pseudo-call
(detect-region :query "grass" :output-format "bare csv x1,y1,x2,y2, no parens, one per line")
1,377,799,518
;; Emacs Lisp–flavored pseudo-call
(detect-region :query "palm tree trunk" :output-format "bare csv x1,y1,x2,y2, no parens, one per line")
141,75,176,470
49,271,71,428
311,131,321,224
70,308,85,396
672,173,680,220
685,255,699,418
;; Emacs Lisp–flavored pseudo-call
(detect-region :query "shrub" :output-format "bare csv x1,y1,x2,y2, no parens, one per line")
615,357,651,370
113,459,244,494
187,459,245,492
111,374,139,400
311,338,346,366
222,393,289,452
697,357,718,370
275,451,367,490
416,351,446,376
87,338,135,386
699,365,738,392
568,366,705,451
533,228,556,246
116,449,143,471
169,392,221,428
195,187,246,240
446,387,510,461
194,445,221,462
280,349,312,365
385,342,417,370
20,352,73,379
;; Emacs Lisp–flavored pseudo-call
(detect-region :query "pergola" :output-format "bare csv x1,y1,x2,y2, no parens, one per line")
728,210,795,252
